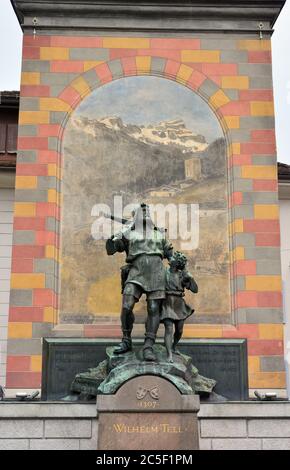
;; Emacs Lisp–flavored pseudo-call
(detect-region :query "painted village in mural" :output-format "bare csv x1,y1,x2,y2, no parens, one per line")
60,76,231,325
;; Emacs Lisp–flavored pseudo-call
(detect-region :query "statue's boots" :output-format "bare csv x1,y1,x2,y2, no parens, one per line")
114,334,132,355
143,336,157,362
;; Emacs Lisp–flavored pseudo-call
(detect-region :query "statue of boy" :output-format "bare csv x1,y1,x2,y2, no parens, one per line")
106,203,173,361
160,251,198,362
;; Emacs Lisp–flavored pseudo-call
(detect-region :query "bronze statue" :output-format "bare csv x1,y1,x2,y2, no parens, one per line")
160,251,198,362
106,203,173,361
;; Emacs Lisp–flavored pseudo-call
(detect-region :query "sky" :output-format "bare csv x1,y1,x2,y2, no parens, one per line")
0,0,289,163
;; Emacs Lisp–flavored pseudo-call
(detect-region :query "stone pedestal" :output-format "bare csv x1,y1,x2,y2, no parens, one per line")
97,376,200,450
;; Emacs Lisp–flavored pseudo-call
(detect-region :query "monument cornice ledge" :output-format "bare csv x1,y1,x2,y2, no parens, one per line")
12,0,286,33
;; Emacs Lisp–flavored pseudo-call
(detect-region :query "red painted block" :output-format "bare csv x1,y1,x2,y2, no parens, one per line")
236,291,258,308
184,63,203,72
240,142,276,155
9,307,43,322
37,150,59,164
202,63,238,76
12,245,45,258
234,260,256,276
36,202,58,218
253,180,278,192
14,217,46,231
164,60,180,78
232,154,252,166
96,62,113,83
7,356,31,372
248,340,283,356
21,85,50,97
110,48,137,59
12,258,34,273
17,163,47,176
255,232,280,247
239,90,273,101
150,38,200,49
244,219,280,233
251,130,276,142
38,124,61,138
6,371,41,388
18,137,48,151
257,292,282,308
121,57,137,76
23,46,40,60
59,86,81,108
248,51,272,63
138,48,181,61
23,35,51,47
220,101,250,116
35,231,58,247
33,289,54,307
222,324,259,339
51,61,84,73
51,36,102,48
232,191,243,205
187,69,206,90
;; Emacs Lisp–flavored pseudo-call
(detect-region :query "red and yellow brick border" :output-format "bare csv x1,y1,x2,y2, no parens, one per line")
7,34,284,390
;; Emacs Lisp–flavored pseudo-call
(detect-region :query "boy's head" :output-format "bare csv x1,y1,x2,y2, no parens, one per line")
170,251,187,270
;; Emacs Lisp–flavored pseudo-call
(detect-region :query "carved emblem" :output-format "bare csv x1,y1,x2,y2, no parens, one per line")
136,386,159,400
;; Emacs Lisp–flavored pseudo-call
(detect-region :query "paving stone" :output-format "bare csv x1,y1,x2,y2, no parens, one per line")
212,438,261,450
249,419,290,437
30,439,80,450
0,439,29,450
201,419,247,438
0,419,43,438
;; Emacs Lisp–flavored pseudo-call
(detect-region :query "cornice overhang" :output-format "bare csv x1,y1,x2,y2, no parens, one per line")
11,1,286,34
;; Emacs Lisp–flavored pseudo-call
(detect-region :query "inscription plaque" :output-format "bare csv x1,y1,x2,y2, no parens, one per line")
97,376,200,450
42,338,248,400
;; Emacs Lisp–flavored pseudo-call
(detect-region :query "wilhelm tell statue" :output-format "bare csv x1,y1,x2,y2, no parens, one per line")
106,203,173,361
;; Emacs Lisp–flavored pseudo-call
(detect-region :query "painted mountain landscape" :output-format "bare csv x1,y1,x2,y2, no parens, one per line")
60,76,231,325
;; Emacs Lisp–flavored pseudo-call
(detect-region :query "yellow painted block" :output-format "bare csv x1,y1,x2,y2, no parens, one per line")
40,47,69,60
182,50,220,63
222,76,249,90
232,219,244,234
40,98,72,113
21,72,40,85
47,189,59,203
15,176,37,189
8,322,32,339
209,89,230,109
103,37,150,49
71,76,90,97
249,372,285,389
248,356,260,373
14,202,36,217
183,327,223,338
48,164,57,177
19,111,50,125
232,246,245,261
259,324,284,340
254,204,279,219
176,64,193,83
231,143,241,155
245,275,282,292
251,101,274,116
224,116,240,129
11,273,45,289
238,39,271,51
84,61,103,72
43,306,56,323
45,245,59,261
135,56,151,74
30,355,42,372
242,165,277,180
